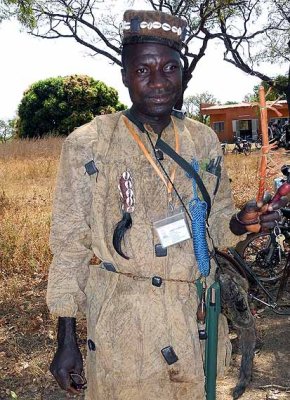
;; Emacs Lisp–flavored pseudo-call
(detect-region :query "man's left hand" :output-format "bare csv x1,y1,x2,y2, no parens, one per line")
230,193,288,235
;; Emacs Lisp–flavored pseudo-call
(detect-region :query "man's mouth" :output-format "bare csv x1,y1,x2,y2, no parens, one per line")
149,94,172,103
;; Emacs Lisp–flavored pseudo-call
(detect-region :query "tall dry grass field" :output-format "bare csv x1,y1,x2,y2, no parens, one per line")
225,150,284,208
0,140,286,399
0,137,67,400
0,137,63,278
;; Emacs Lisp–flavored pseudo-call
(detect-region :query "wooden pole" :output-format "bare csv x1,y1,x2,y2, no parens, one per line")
256,86,269,202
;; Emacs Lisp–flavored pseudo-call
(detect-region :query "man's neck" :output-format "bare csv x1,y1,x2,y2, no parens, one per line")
129,107,171,135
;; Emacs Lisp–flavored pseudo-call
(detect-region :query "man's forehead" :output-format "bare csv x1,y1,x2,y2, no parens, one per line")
125,43,180,62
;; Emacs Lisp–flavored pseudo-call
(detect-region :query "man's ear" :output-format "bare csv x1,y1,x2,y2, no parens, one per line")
121,68,128,87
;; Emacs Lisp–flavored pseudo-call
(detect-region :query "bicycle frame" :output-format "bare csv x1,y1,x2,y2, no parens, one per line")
223,247,290,315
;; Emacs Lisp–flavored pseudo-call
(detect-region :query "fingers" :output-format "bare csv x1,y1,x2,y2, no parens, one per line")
51,366,83,395
54,368,72,392
243,223,261,233
270,196,288,211
239,200,260,225
260,210,282,223
259,209,284,232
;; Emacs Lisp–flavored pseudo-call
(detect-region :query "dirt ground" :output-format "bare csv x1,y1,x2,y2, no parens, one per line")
1,274,290,400
1,147,290,400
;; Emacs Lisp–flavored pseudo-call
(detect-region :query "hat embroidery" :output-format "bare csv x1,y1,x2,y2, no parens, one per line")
122,20,183,36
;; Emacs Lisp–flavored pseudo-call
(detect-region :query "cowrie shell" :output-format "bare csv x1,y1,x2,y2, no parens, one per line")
140,21,148,29
162,23,171,31
152,21,161,29
126,197,134,206
172,26,178,33
123,21,131,30
125,180,132,189
122,171,130,180
126,189,133,197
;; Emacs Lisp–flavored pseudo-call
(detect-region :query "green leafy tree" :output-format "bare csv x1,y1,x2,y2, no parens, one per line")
244,75,288,102
16,75,126,138
0,119,15,142
184,92,217,124
0,0,35,27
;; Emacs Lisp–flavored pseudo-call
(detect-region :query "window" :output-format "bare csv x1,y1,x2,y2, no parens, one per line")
239,120,250,130
213,121,225,134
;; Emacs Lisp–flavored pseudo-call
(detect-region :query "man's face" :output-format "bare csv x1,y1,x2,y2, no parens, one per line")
121,43,183,120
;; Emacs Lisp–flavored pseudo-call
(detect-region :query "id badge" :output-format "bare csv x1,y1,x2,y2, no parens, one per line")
153,208,191,248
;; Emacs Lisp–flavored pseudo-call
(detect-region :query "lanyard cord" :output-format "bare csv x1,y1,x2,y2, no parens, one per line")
123,115,179,198
123,114,218,267
143,121,193,222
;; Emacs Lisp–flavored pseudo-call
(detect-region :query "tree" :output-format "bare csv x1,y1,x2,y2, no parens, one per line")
25,0,247,107
0,0,35,27
217,0,290,111
183,92,217,123
0,119,14,142
13,0,290,109
244,75,288,103
16,74,126,138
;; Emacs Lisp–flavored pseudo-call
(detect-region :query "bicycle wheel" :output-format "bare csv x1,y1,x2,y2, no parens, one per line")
236,232,289,283
215,249,249,281
243,146,251,156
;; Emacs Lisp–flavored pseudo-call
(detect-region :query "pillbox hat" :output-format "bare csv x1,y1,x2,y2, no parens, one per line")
122,10,187,52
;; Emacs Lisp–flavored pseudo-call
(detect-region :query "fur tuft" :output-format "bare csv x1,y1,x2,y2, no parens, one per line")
113,212,132,260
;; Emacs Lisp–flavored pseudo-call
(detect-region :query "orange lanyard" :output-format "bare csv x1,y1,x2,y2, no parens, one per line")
123,115,180,201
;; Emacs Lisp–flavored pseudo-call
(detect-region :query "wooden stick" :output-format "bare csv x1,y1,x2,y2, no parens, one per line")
256,86,269,202
258,384,290,392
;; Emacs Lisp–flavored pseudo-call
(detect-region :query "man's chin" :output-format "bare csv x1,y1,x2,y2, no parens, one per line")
145,104,175,118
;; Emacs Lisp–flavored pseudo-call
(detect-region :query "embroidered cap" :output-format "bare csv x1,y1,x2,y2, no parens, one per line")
122,10,187,51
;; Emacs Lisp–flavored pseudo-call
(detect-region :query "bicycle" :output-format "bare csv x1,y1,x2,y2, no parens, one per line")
218,165,290,314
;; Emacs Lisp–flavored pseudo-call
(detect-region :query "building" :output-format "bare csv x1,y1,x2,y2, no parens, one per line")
201,100,289,143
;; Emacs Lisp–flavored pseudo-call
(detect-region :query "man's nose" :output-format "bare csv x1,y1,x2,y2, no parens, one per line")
148,70,167,89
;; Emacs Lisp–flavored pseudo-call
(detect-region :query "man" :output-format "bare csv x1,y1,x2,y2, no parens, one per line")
47,9,285,400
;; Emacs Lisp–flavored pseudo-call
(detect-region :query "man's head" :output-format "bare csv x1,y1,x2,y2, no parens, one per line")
121,10,187,123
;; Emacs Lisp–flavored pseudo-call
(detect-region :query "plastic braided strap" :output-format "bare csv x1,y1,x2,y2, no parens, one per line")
188,159,210,277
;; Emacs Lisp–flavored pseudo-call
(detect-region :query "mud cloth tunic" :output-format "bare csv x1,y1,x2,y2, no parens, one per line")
47,112,239,400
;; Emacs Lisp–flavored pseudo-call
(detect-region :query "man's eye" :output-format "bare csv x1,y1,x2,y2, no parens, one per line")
164,64,179,72
136,67,148,74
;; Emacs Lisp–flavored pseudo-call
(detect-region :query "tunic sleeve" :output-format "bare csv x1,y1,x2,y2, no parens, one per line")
47,137,94,317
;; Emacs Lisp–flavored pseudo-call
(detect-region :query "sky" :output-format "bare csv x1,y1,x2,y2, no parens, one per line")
0,19,287,121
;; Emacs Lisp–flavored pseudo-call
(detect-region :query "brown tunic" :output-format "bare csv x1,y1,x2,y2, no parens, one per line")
47,112,239,399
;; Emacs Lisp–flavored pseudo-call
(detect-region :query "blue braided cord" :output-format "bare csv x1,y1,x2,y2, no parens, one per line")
188,159,210,277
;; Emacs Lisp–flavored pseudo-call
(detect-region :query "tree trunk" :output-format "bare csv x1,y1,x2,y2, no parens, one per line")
175,70,192,110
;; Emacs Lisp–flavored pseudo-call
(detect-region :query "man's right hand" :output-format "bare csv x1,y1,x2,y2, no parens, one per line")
50,317,84,394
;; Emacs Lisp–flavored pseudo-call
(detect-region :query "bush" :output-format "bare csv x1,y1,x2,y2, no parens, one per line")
16,75,126,138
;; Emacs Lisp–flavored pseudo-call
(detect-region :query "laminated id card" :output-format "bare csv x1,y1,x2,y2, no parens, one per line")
153,209,191,248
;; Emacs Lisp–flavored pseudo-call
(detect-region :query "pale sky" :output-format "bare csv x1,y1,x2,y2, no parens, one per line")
0,19,287,120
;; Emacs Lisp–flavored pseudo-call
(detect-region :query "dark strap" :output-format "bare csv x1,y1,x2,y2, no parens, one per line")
123,109,211,217
156,138,211,217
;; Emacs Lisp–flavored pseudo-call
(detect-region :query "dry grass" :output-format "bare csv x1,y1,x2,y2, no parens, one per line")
0,138,63,279
0,139,288,399
224,150,284,208
0,137,66,400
